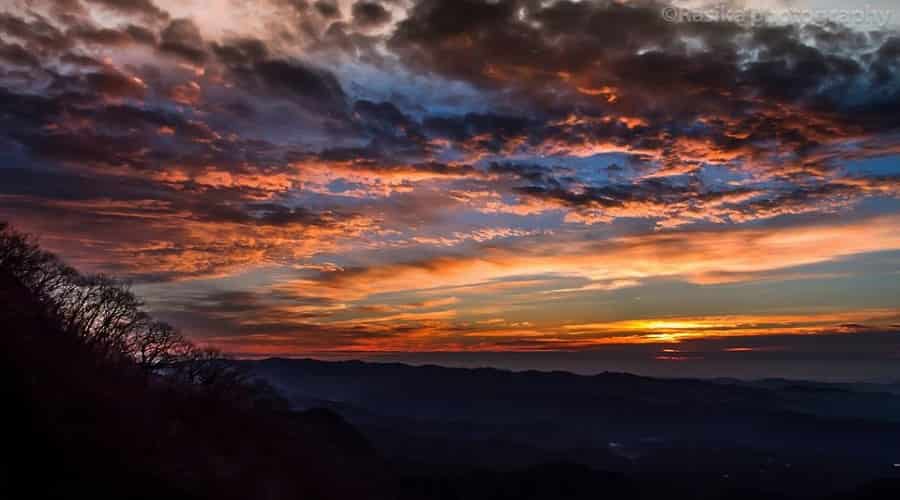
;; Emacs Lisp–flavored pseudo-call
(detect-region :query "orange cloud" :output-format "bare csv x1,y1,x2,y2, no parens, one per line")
286,215,900,303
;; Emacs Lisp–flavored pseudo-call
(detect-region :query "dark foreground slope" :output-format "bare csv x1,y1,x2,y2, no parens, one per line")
1,270,380,500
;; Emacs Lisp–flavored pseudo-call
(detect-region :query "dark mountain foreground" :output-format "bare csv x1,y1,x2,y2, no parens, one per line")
3,220,900,499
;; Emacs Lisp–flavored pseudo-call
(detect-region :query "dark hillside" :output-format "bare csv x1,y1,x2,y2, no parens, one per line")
0,226,381,500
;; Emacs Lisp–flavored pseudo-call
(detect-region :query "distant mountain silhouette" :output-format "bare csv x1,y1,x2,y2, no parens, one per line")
244,357,900,499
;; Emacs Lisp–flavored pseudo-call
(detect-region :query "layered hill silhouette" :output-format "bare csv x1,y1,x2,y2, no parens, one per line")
3,220,900,499
243,358,900,498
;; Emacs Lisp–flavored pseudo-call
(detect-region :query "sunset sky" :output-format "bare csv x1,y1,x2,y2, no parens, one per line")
2,0,899,367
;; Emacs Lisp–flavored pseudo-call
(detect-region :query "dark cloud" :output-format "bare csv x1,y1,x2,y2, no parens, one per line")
313,0,341,18
0,11,73,53
67,23,150,46
199,202,359,228
390,0,899,138
82,0,169,21
488,162,558,185
424,112,537,153
349,99,430,157
354,99,414,132
0,41,40,67
742,25,864,106
224,65,346,120
125,24,158,44
212,38,270,67
352,1,392,29
210,37,349,117
159,18,207,63
0,167,166,202
255,59,345,109
513,176,699,211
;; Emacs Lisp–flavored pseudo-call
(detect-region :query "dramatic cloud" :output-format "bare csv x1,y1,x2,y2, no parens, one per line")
1,0,898,355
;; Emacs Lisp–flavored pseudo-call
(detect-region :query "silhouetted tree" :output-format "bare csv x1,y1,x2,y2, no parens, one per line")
129,320,192,371
0,221,272,401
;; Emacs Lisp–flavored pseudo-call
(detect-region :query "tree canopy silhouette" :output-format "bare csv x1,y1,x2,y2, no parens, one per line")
0,220,279,405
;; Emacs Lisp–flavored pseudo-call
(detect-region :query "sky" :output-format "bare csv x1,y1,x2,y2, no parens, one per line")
1,0,899,375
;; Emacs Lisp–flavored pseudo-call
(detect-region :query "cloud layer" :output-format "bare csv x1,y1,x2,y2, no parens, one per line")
1,0,899,355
